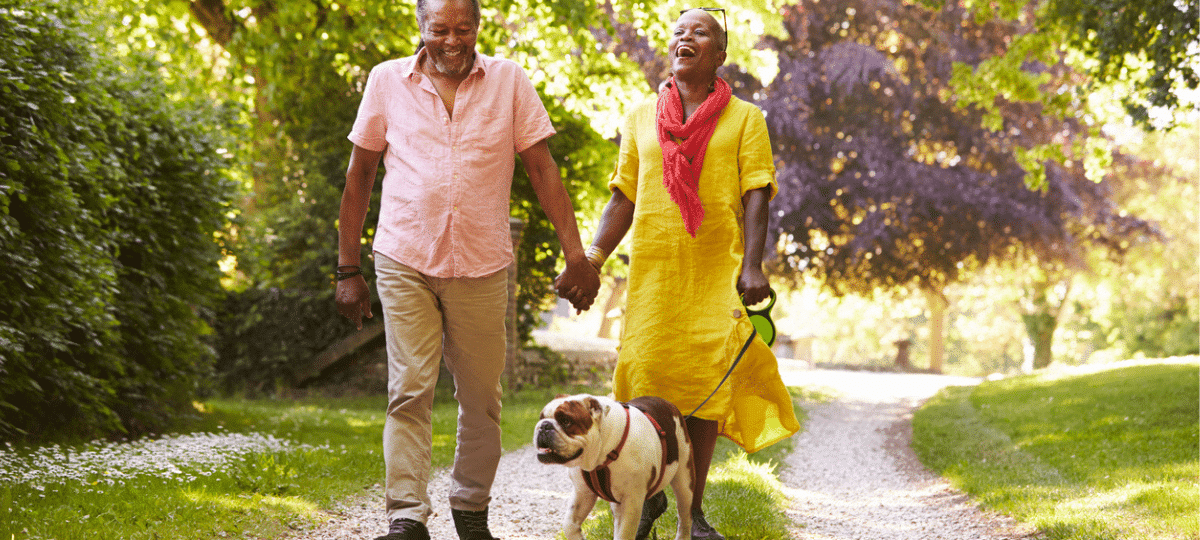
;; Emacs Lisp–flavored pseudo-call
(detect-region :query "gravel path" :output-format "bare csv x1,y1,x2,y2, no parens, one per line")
775,365,1040,539
283,364,1040,540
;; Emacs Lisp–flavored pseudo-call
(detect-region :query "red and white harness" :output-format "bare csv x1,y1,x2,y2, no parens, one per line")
579,403,671,504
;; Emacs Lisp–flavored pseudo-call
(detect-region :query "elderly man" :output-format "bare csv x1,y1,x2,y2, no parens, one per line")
334,0,600,539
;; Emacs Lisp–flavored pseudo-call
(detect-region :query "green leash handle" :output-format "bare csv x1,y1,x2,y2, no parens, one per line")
743,289,777,347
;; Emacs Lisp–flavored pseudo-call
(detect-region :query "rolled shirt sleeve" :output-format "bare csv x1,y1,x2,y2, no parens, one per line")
348,64,390,152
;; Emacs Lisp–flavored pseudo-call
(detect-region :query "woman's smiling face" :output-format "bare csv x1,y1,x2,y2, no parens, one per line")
668,10,727,81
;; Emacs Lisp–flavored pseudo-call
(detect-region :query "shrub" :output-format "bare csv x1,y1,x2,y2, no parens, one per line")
0,0,236,440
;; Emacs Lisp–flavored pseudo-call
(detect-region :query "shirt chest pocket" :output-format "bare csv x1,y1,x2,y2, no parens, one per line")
461,106,512,155
394,119,445,161
385,91,446,160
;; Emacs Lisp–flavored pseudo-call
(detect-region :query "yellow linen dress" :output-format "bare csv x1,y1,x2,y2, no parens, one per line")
609,96,800,453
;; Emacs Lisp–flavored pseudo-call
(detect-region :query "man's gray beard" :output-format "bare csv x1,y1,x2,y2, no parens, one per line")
431,52,472,78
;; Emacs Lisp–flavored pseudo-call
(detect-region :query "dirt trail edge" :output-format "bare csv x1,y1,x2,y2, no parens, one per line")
777,365,1040,540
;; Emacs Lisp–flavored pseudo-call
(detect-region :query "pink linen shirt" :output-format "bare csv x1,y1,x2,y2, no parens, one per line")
348,50,555,278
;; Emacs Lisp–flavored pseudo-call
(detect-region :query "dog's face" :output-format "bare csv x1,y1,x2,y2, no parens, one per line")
534,394,606,466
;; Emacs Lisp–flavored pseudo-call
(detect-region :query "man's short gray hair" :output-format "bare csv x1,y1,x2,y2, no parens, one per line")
416,0,482,29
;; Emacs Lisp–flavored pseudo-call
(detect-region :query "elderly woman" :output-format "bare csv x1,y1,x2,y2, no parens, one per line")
574,7,800,540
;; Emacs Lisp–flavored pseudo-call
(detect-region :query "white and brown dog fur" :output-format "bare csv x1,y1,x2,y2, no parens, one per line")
534,394,694,540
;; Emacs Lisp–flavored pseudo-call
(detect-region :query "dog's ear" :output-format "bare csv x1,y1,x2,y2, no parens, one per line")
585,396,604,416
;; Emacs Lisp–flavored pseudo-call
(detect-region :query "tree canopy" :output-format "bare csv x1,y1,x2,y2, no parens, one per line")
922,0,1199,129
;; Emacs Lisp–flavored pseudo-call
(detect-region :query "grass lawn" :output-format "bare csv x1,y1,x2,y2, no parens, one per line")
912,359,1200,540
0,384,810,540
0,384,597,540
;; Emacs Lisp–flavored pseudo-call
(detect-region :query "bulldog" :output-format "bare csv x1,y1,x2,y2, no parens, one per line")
534,394,694,540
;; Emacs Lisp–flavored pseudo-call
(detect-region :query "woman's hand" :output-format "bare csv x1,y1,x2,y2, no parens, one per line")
555,259,600,313
737,266,771,307
740,186,772,307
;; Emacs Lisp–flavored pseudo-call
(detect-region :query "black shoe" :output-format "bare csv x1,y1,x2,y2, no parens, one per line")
690,509,725,540
452,508,500,540
635,491,668,540
374,518,430,540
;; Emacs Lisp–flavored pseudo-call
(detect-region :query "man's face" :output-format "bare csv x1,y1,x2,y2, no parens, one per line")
420,0,479,78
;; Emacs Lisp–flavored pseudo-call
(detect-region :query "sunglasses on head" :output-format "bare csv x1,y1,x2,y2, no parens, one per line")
679,7,727,50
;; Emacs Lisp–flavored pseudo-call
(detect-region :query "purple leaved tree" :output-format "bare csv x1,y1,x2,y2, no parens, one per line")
599,0,1155,370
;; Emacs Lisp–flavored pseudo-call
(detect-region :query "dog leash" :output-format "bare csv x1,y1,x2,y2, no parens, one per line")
683,326,757,422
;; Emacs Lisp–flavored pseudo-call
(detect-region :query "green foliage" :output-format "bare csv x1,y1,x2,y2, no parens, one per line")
1039,0,1198,126
0,0,236,440
925,0,1198,130
922,0,1197,188
913,361,1200,539
210,287,357,394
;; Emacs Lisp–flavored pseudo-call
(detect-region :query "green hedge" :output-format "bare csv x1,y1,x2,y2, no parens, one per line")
0,0,235,440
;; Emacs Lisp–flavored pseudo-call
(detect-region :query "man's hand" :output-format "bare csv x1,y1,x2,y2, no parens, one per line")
335,276,373,330
336,144,380,331
555,260,600,313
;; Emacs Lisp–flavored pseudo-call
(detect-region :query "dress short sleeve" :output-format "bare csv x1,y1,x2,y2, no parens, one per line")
607,106,642,203
737,106,777,200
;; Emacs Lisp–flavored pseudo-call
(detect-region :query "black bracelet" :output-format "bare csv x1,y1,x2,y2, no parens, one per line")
336,264,363,281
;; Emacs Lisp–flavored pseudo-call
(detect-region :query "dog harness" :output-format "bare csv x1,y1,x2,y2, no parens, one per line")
580,403,671,504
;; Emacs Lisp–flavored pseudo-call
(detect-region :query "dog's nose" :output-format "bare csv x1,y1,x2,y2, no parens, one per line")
537,420,554,433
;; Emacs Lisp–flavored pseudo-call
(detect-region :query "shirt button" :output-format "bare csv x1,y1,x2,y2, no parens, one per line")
731,309,742,318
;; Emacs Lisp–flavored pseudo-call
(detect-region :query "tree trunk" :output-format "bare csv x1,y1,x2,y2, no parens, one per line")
923,286,948,373
893,339,912,370
1019,276,1072,370
1021,312,1057,370
187,0,278,214
504,218,526,392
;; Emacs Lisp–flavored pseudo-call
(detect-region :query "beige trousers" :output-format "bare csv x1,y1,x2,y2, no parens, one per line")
374,253,508,524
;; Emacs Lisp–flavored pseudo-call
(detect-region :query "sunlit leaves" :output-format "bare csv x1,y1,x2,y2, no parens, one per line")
925,0,1199,131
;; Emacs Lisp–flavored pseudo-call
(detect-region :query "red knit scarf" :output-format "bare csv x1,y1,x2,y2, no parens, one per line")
656,76,732,237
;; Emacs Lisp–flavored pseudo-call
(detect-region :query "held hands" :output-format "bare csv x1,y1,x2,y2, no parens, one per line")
737,266,771,308
335,276,373,330
555,258,601,313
